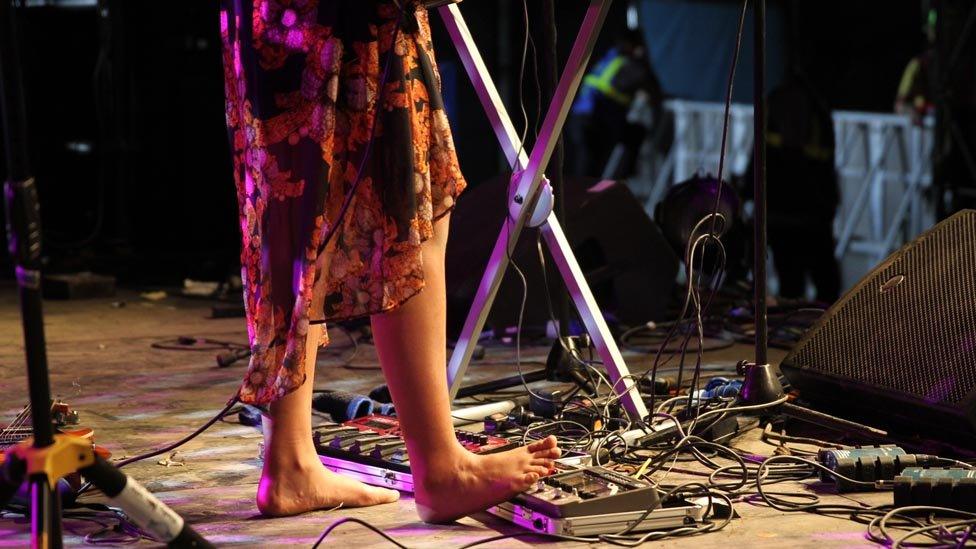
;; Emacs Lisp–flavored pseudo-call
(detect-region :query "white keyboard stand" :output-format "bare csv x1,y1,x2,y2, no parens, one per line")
437,1,649,421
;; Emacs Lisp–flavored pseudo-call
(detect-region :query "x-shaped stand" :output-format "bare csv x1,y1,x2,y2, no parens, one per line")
438,1,649,420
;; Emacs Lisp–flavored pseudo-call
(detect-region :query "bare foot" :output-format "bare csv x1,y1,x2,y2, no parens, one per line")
257,455,400,517
414,435,561,523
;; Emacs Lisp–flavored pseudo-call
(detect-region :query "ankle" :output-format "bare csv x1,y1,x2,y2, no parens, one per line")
263,442,320,468
415,448,474,488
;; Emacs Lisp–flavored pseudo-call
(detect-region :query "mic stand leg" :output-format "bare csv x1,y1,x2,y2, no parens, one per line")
736,361,887,440
778,401,887,440
0,4,212,544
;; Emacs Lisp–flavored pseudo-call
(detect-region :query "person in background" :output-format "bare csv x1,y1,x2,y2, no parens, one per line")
567,29,663,178
895,9,936,125
747,70,841,303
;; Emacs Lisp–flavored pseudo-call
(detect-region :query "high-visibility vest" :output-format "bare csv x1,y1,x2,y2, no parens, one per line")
582,55,633,106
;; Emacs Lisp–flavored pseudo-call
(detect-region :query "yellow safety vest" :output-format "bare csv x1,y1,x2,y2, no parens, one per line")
583,56,633,106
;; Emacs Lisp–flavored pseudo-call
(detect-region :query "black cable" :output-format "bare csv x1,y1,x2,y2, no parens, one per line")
646,217,727,414
708,0,749,236
502,0,575,409
312,517,409,549
754,455,890,512
76,392,241,497
114,395,240,469
676,0,749,417
521,419,594,451
645,0,748,418
151,337,247,352
868,506,976,549
535,233,615,399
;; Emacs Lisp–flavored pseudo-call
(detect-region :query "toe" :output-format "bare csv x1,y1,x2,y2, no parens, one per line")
527,464,549,477
369,487,400,504
531,447,561,460
527,436,558,452
516,472,540,490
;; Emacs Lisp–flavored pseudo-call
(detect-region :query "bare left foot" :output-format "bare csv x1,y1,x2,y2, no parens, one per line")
257,447,399,517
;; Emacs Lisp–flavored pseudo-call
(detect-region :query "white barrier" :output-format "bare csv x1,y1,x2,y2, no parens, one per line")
630,99,934,290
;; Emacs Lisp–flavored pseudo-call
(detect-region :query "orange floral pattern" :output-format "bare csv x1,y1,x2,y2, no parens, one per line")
221,0,466,404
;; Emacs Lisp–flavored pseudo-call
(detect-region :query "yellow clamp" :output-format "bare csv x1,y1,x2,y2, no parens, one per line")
9,435,96,487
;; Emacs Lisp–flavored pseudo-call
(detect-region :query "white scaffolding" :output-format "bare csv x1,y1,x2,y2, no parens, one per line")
629,100,934,289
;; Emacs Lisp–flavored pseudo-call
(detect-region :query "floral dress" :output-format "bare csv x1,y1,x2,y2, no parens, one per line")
220,0,466,404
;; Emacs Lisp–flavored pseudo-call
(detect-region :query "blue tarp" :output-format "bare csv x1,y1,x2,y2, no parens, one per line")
638,0,786,102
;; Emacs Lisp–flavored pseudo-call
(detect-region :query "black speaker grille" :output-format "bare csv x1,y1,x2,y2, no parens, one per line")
787,210,976,405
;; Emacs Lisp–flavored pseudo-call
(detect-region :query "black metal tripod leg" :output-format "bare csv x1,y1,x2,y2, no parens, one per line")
80,456,212,548
779,402,888,439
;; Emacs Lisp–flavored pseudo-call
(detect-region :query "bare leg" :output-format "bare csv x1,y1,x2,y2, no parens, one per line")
256,322,400,517
372,214,560,523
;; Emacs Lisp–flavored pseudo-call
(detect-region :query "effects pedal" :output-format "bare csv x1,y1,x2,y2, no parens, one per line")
516,466,661,517
487,466,705,536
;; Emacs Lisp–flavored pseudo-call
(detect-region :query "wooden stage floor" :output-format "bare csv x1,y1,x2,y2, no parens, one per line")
0,285,890,547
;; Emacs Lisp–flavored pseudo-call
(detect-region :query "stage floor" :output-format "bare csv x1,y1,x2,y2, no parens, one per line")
0,285,890,547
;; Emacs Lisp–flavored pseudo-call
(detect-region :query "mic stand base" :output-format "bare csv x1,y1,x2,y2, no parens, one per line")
735,361,887,441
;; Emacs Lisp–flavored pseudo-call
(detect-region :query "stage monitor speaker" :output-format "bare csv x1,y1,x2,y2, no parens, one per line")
780,209,976,448
446,176,679,339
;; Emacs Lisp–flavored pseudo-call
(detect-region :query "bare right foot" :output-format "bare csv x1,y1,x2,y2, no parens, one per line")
414,435,560,523
257,454,400,517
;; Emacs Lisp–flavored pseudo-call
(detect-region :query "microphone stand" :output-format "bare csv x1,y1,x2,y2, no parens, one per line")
734,0,886,440
534,0,572,342
0,4,211,547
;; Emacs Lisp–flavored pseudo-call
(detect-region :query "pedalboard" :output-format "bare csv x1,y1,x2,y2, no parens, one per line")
894,467,976,511
314,415,589,492
316,417,704,536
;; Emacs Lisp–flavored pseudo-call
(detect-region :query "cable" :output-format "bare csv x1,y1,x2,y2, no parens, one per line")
114,395,239,467
312,517,407,549
499,0,574,409
643,0,748,417
755,454,890,512
867,506,976,549
708,0,749,236
151,337,247,353
938,458,976,470
75,393,240,498
759,423,848,455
